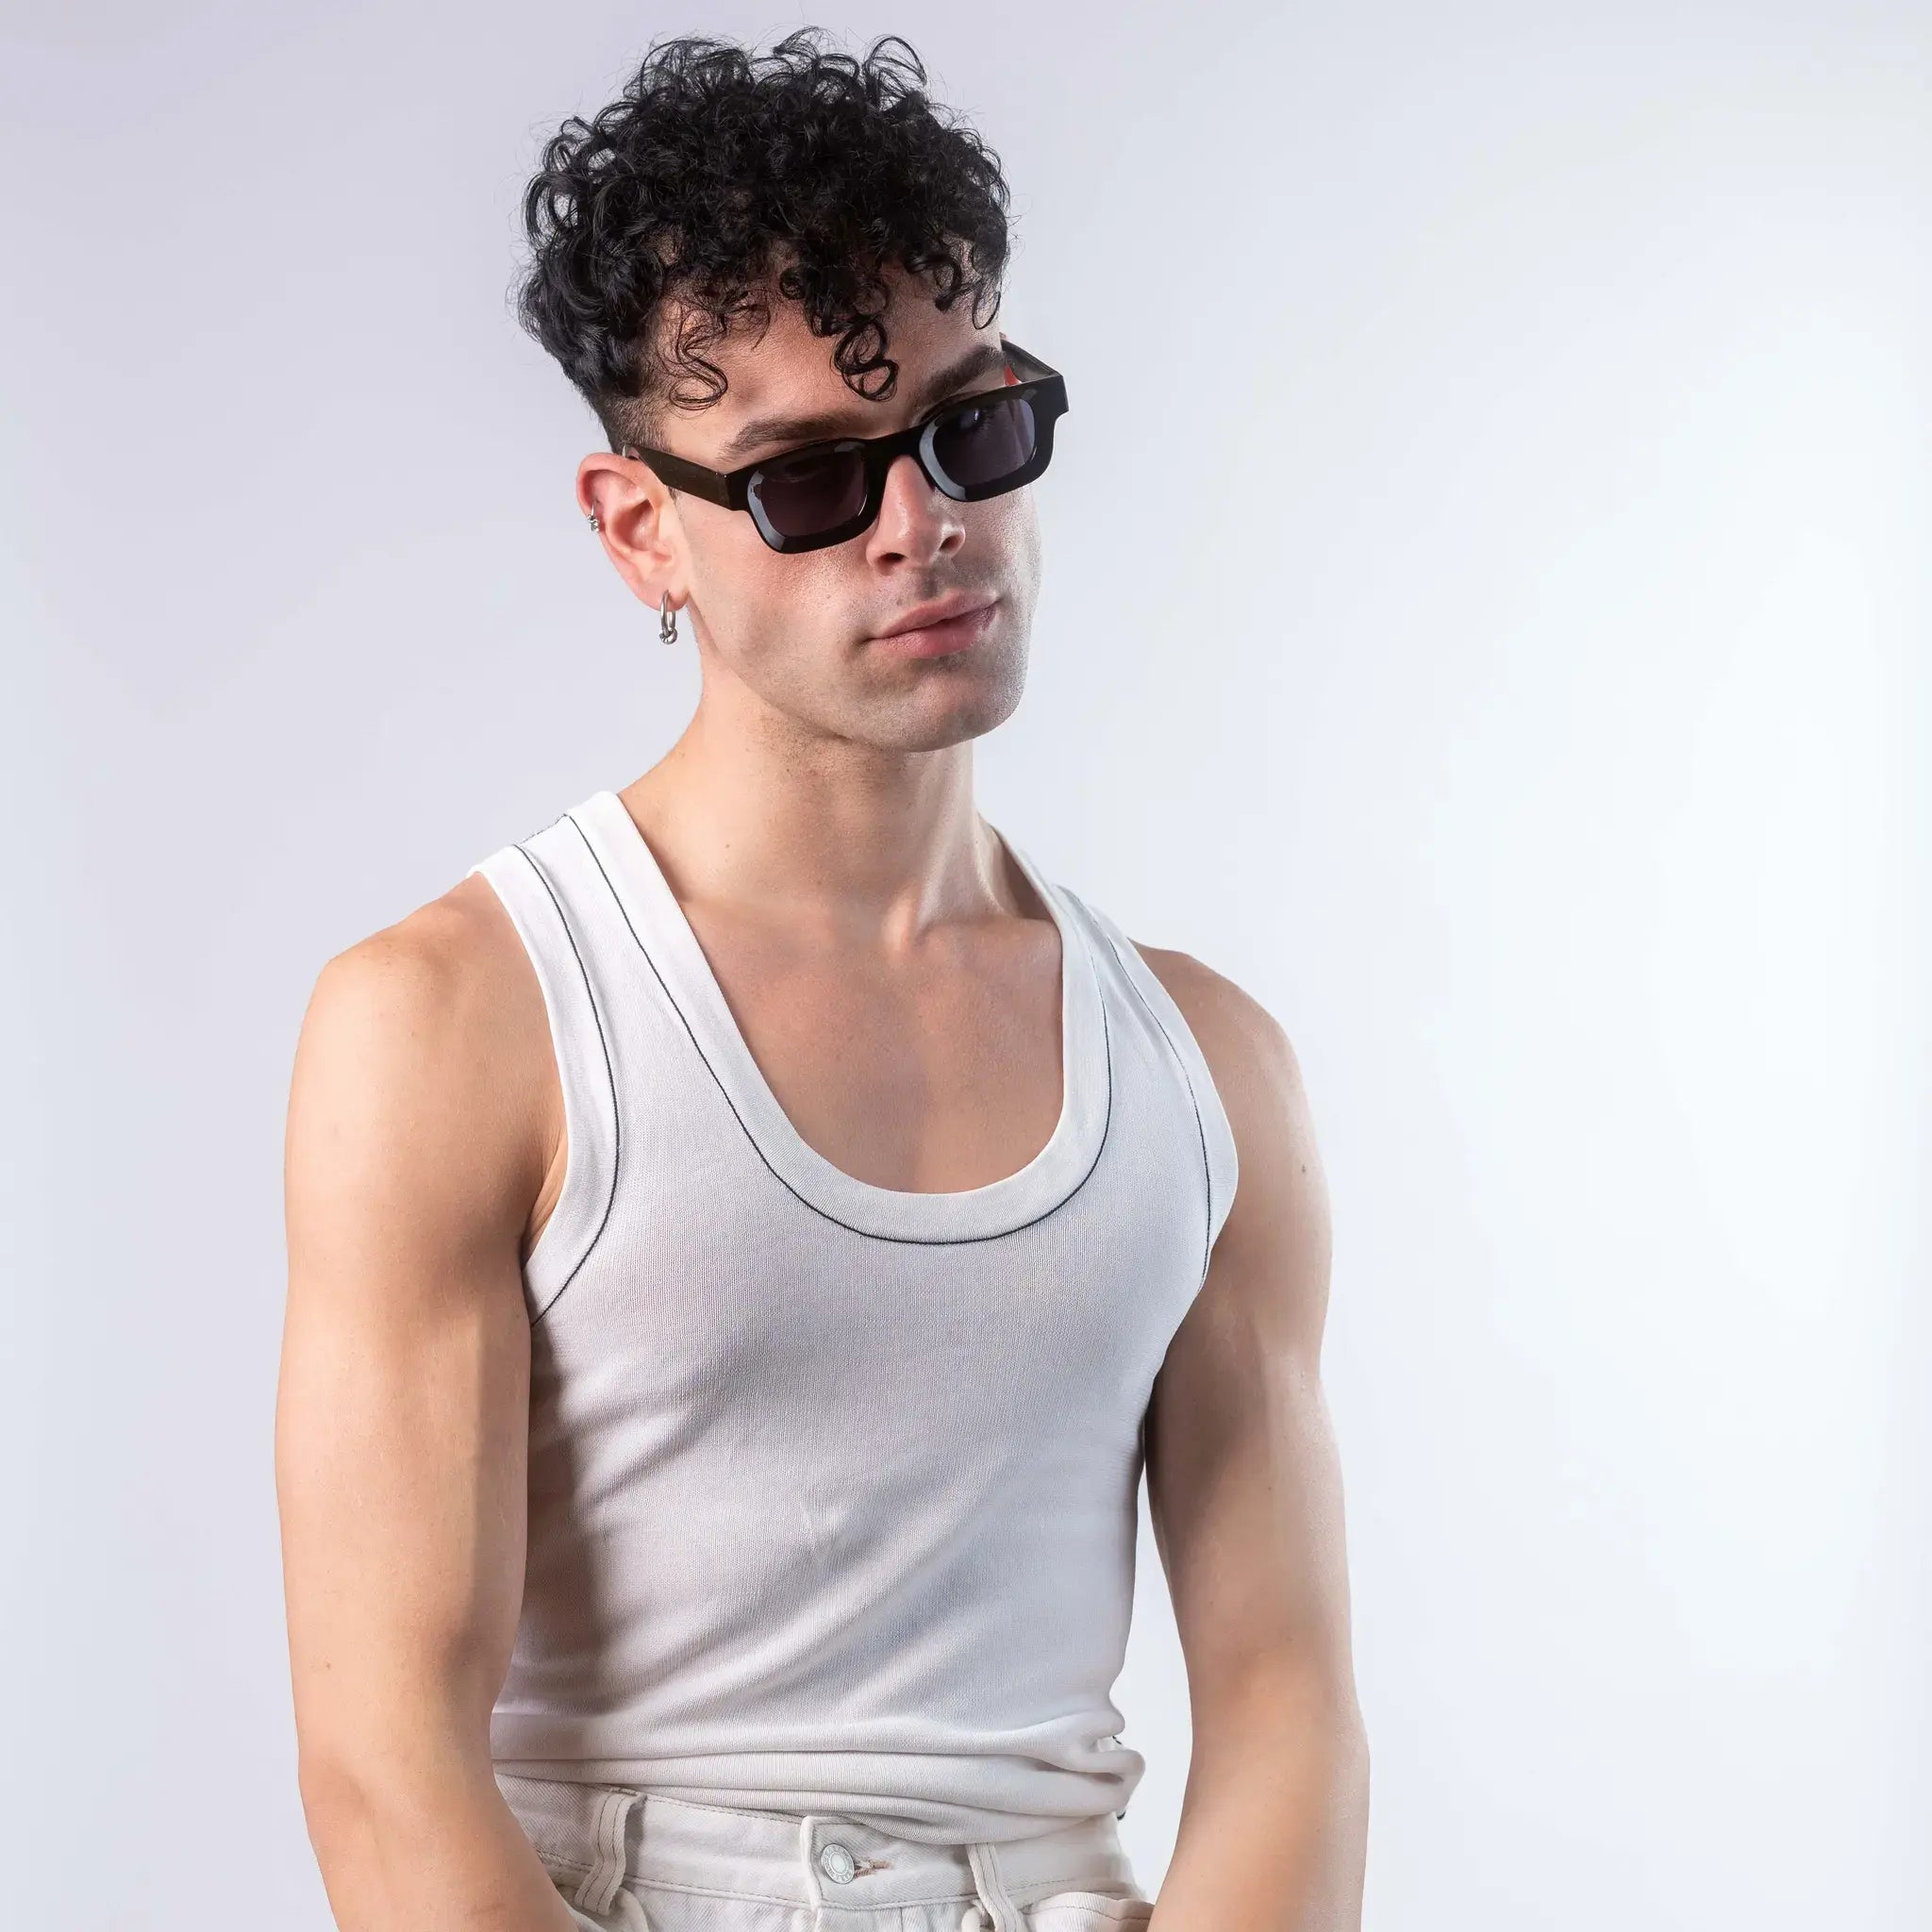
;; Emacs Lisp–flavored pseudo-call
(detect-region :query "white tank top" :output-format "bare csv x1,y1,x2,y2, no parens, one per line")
467,789,1238,1845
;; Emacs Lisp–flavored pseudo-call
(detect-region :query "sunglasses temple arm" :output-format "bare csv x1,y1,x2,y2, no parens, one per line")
623,444,736,508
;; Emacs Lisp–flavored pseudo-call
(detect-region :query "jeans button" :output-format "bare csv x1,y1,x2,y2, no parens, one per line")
818,1840,858,1884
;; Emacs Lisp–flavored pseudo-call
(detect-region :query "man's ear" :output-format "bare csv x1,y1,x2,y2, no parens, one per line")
576,451,685,613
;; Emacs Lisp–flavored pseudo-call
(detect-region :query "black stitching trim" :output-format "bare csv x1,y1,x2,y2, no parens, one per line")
508,839,621,1324
562,808,1111,1247
1083,906,1217,1291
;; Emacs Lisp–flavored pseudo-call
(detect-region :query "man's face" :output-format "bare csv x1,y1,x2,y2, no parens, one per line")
639,274,1043,753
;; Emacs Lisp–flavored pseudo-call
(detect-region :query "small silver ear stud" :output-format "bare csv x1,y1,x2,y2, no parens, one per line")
659,592,679,645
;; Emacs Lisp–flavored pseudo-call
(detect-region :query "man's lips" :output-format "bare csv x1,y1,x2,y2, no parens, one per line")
868,596,998,657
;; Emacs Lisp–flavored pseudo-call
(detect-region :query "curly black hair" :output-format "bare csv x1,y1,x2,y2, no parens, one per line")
513,28,1014,459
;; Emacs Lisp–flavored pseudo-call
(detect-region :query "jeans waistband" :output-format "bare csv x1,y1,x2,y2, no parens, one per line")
494,1772,1141,1930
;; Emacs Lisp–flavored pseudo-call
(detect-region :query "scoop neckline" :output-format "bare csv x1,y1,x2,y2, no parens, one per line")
567,788,1110,1242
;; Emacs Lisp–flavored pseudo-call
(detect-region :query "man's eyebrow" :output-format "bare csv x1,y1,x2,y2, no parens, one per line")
713,340,1011,465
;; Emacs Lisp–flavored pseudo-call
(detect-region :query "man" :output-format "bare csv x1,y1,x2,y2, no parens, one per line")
276,28,1367,1932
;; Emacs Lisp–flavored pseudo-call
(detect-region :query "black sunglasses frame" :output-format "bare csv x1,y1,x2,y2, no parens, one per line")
618,338,1068,555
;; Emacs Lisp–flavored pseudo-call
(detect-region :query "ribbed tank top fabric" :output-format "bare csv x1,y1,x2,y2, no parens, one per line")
466,790,1238,1846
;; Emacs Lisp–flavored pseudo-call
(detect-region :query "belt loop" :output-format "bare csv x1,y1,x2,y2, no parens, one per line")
966,1840,1026,1932
571,1785,642,1918
798,1812,828,1932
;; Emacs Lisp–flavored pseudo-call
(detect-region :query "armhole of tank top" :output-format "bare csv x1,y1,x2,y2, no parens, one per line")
466,843,620,1324
1064,888,1241,1277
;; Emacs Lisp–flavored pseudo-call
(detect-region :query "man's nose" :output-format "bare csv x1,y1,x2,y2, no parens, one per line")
868,449,964,556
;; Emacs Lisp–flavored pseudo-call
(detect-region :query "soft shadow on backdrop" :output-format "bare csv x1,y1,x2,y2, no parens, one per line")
3,5,1925,1929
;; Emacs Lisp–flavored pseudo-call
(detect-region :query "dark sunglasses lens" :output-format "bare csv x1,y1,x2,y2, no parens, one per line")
930,393,1038,490
749,445,869,539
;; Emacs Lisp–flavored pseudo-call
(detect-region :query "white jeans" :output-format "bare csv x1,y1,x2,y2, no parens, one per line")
496,1773,1154,1932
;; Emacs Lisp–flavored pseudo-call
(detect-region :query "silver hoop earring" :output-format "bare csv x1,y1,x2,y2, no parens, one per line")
586,509,600,532
659,593,679,646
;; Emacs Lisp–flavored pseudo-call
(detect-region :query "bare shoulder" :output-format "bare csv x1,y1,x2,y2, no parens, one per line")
286,871,560,1267
294,872,545,1124
304,871,535,1039
1122,938,1331,1338
1125,940,1304,1100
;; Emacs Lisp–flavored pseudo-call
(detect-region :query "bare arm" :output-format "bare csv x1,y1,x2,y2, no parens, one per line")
275,874,580,1932
1136,948,1369,1932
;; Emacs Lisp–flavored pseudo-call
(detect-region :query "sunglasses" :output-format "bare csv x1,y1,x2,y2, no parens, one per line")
619,338,1068,555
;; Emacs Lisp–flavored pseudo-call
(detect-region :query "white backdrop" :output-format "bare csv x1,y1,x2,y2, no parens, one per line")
3,4,1924,1927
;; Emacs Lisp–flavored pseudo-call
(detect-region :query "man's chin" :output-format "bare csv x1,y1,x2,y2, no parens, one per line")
856,675,1026,752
